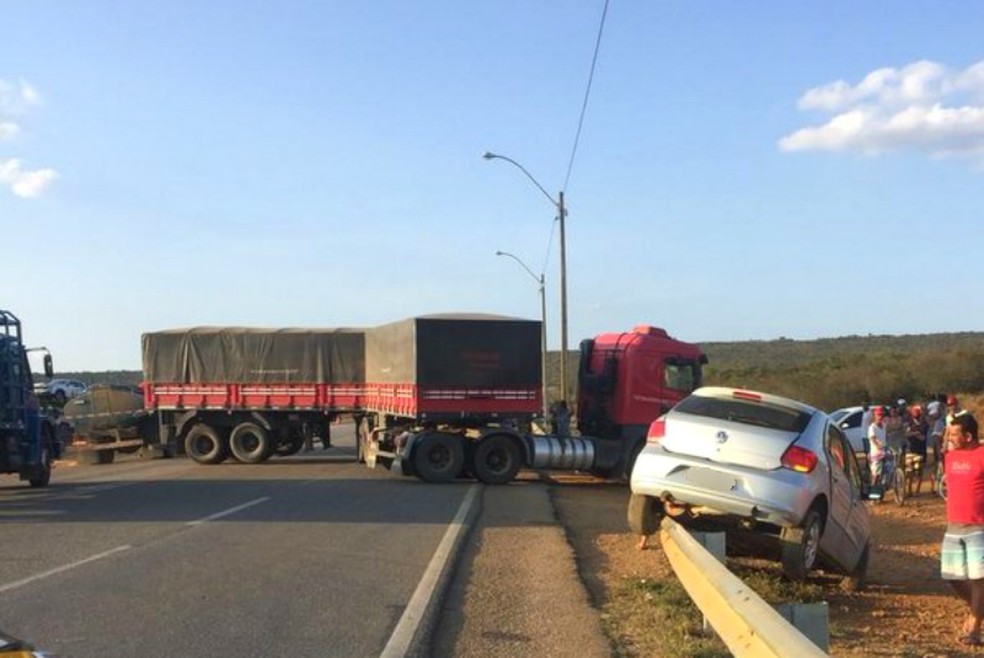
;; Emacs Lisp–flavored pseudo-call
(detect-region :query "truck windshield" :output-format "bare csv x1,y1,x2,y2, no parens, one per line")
663,359,701,392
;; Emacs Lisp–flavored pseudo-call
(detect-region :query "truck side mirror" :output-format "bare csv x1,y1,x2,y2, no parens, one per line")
43,354,53,378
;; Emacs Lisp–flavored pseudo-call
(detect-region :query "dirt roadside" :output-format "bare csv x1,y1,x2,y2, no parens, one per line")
550,473,976,658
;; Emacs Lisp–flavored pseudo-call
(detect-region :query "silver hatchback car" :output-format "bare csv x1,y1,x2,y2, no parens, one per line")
629,386,870,584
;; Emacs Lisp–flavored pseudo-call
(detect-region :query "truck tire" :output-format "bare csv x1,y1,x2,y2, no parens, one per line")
274,435,305,457
781,509,823,581
185,424,228,465
229,422,273,464
471,434,521,485
28,447,52,488
413,433,465,483
627,493,662,536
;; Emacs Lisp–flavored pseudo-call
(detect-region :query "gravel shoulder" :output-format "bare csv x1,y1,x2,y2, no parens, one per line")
433,475,610,658
550,473,976,658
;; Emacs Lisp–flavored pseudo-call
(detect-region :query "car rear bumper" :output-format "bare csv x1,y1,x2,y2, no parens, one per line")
630,448,820,528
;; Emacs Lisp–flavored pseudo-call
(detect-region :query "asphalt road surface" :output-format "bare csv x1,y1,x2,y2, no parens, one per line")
0,426,471,658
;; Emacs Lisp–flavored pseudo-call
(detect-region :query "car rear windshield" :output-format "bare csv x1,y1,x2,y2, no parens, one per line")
675,395,813,433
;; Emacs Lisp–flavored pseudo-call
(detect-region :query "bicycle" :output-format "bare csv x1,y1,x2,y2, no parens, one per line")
868,446,908,505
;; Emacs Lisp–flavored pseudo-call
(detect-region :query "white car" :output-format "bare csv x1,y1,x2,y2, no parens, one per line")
629,386,870,584
830,405,882,453
41,378,88,403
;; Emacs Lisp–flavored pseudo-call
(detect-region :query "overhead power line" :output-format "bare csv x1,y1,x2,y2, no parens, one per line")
563,0,611,193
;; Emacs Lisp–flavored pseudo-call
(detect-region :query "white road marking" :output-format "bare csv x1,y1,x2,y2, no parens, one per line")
0,545,132,594
185,497,271,526
379,483,482,658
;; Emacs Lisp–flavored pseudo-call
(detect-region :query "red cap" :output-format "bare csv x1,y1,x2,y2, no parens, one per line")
947,395,959,406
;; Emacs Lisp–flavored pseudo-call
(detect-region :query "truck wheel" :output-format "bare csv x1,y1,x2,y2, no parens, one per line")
781,509,823,581
471,434,521,485
627,493,663,536
28,448,52,488
185,424,227,465
274,435,305,457
229,422,273,464
413,433,465,483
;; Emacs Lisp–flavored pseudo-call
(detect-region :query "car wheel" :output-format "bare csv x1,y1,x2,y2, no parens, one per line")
840,541,870,592
627,493,663,536
781,509,823,581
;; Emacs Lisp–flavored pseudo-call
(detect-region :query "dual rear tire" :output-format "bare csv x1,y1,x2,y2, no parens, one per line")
185,422,275,465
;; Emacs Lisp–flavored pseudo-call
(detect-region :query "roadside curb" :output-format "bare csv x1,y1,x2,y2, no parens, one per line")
381,482,485,658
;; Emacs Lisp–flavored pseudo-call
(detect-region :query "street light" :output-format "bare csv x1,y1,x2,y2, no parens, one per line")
495,250,549,417
483,151,570,404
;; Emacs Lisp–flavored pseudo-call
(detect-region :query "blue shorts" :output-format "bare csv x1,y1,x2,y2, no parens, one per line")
941,525,984,580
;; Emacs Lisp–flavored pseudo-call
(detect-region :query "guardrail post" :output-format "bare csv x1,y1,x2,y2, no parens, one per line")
774,602,829,652
691,531,726,636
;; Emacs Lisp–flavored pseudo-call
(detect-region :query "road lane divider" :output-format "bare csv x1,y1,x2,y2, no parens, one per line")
186,496,271,527
0,545,132,594
380,483,482,658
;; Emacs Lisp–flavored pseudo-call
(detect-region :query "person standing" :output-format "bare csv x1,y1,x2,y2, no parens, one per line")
885,405,907,453
927,393,945,466
868,407,888,489
940,413,984,646
906,404,928,495
860,403,874,455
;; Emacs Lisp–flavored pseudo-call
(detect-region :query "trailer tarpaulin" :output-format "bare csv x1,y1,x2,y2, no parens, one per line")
142,328,365,384
365,314,541,387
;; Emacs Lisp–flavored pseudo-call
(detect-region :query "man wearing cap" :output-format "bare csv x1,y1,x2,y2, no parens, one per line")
940,413,984,646
868,406,888,487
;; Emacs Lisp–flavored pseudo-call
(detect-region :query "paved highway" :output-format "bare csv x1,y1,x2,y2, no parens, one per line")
0,428,472,658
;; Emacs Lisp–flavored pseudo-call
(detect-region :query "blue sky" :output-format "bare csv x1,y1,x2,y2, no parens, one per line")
3,1,984,371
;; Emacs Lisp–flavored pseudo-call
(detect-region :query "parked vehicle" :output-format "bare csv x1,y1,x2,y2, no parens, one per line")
0,309,63,487
628,386,871,585
830,405,880,453
62,384,151,464
41,378,88,404
87,314,707,483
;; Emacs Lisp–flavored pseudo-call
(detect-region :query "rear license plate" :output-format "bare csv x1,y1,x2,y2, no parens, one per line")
681,467,737,492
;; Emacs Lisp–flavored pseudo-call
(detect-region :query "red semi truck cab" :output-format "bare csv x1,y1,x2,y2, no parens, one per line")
577,325,707,448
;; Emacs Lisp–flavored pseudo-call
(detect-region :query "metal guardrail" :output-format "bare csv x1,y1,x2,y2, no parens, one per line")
659,517,828,658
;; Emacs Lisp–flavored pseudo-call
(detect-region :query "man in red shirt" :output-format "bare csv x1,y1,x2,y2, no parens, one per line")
941,413,984,646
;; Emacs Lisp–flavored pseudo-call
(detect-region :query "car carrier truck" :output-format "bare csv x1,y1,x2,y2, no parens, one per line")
0,309,62,487
77,314,706,484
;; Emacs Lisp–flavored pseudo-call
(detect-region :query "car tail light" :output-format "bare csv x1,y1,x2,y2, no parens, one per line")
781,445,818,473
733,390,762,402
646,418,666,443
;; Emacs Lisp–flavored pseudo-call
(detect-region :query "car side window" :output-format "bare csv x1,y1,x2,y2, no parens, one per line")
841,411,862,430
829,424,864,496
826,423,846,470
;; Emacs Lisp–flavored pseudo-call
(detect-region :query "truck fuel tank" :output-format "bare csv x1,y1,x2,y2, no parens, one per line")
525,435,595,471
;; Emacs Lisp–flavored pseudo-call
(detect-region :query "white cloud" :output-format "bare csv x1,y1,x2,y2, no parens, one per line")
0,159,58,198
780,59,984,165
0,121,19,140
0,79,42,113
0,78,57,198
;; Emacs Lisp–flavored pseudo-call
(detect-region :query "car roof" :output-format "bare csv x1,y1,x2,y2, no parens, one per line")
689,386,819,415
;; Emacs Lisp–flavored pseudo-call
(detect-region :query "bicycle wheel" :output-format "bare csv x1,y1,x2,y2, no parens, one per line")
893,467,907,505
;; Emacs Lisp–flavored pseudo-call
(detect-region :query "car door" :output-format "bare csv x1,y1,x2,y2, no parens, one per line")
820,422,851,560
842,444,871,562
823,424,868,569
